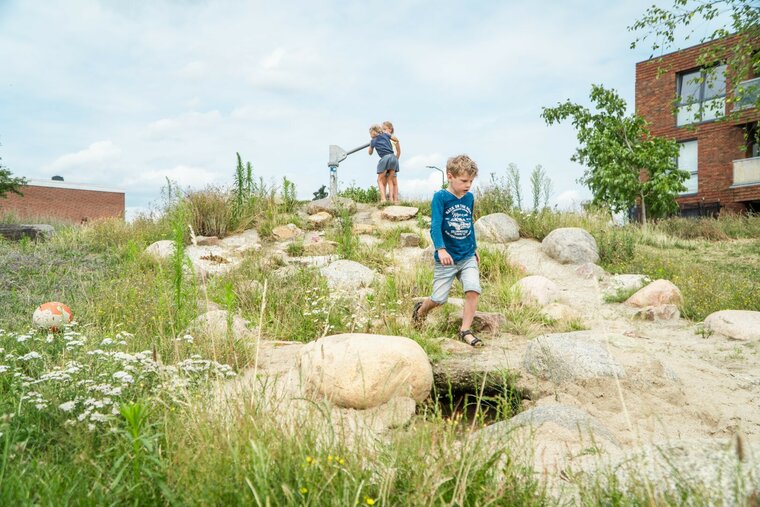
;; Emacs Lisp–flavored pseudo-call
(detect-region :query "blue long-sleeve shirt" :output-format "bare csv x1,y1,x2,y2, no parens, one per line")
430,189,477,263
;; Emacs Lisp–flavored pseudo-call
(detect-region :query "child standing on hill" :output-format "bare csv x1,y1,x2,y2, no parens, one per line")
383,121,401,203
368,123,400,204
412,154,483,347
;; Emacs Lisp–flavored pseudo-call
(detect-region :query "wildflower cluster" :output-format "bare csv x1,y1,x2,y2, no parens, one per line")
0,326,235,433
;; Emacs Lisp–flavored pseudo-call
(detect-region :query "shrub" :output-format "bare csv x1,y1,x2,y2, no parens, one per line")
185,186,233,237
338,182,380,204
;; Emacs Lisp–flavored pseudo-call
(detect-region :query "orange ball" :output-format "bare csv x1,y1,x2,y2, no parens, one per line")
32,302,73,331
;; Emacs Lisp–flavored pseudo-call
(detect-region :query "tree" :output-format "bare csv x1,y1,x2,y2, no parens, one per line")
0,155,26,199
630,0,760,114
541,85,685,226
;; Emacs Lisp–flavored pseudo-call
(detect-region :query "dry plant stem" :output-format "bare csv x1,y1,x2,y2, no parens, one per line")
251,279,268,390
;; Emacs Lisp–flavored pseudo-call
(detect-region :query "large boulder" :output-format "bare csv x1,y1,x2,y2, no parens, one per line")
541,227,599,265
218,228,260,253
704,310,760,341
381,205,419,221
522,331,626,383
298,333,433,409
474,213,520,243
478,404,619,447
320,260,376,291
145,240,175,260
514,275,561,306
625,279,683,307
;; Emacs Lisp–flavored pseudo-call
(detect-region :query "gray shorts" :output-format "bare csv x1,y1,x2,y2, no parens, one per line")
431,255,481,304
377,154,399,174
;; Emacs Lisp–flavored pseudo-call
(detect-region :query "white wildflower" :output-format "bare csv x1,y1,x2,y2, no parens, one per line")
0,366,9,374
89,412,108,422
16,335,31,343
59,401,77,412
19,352,42,361
113,371,134,384
100,338,114,346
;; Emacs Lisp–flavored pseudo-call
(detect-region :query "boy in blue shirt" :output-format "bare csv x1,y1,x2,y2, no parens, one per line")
368,124,400,203
412,154,483,347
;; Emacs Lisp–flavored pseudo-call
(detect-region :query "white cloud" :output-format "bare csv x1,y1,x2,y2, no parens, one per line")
44,140,121,176
554,190,585,211
121,165,219,190
400,171,446,200
403,153,446,172
143,111,222,141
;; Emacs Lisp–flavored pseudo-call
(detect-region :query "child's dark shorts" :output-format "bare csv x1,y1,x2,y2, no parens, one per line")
377,154,399,174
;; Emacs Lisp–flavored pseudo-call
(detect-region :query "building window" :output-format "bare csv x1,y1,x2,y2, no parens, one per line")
676,65,726,126
678,140,698,194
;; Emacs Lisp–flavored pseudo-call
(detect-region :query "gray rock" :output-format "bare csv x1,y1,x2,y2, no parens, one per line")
514,275,561,306
575,262,607,280
399,232,420,247
307,197,356,216
381,205,419,221
541,227,599,264
590,439,760,506
218,228,260,253
523,331,626,383
320,260,376,291
704,310,760,341
185,310,253,341
479,404,619,447
474,213,520,243
145,239,175,260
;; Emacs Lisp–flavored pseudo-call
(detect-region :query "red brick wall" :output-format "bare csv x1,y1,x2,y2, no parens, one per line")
635,37,760,213
0,185,125,223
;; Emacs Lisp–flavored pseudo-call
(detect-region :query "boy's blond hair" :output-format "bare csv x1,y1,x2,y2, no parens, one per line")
446,154,479,177
369,124,383,136
382,121,394,133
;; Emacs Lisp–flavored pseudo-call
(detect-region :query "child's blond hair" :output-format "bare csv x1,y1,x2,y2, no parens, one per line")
382,121,394,133
369,124,383,136
446,154,479,177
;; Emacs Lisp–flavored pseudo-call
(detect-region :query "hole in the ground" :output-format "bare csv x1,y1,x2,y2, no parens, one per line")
428,373,531,425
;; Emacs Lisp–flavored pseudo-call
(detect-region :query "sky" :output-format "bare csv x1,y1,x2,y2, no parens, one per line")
0,0,723,218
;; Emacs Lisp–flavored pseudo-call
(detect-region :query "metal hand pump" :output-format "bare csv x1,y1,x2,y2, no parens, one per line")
327,143,370,199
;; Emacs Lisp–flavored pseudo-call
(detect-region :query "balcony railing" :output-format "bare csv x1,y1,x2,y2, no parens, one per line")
733,156,760,186
734,77,760,111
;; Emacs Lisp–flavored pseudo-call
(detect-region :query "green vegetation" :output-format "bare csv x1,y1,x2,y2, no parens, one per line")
0,152,27,200
1,165,759,504
542,85,684,225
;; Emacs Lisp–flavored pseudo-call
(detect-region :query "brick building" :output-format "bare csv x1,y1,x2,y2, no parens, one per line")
0,178,125,223
635,37,760,215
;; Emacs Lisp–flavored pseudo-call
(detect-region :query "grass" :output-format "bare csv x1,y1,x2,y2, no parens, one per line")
1,179,759,504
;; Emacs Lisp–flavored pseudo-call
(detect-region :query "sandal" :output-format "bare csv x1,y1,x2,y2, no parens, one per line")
412,301,424,328
459,329,484,348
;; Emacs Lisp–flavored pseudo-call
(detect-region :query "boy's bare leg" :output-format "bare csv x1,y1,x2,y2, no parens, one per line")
417,298,440,319
377,173,388,203
461,291,479,331
390,172,399,203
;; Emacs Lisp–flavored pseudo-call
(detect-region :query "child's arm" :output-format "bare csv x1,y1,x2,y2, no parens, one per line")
430,193,453,265
391,135,401,158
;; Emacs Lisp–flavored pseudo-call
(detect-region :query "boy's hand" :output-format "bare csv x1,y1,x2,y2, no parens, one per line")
438,249,453,266
475,251,480,264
